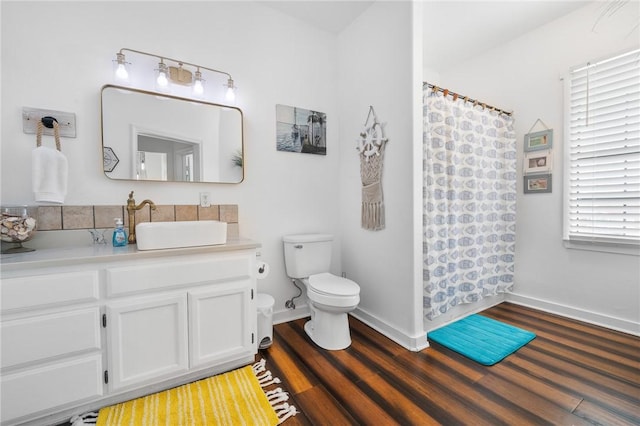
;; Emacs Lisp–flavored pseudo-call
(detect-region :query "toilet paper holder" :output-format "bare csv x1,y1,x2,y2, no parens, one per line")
256,261,270,280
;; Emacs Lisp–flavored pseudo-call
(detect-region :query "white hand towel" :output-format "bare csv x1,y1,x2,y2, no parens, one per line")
32,119,68,204
32,145,68,203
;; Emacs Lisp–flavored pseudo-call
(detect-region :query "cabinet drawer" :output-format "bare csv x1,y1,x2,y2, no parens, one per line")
1,271,99,313
0,354,103,424
106,253,253,297
1,308,101,369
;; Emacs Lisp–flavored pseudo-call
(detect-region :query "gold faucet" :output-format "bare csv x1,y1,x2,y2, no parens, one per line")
126,191,156,244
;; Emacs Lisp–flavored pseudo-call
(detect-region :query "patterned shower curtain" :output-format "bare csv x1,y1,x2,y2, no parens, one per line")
423,89,517,321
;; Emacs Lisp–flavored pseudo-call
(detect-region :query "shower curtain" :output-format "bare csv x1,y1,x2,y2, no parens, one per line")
423,89,517,321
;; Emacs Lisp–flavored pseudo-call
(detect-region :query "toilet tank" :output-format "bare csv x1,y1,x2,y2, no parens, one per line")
283,234,333,279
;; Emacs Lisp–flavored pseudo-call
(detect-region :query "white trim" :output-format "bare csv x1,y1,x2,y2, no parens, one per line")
273,305,430,352
506,293,639,337
351,306,429,352
562,73,572,242
424,295,505,334
273,305,310,326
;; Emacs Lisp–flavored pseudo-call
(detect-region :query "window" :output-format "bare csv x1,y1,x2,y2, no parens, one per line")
564,49,640,249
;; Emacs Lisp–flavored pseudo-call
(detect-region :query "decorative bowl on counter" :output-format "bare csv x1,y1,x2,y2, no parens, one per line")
1,205,38,253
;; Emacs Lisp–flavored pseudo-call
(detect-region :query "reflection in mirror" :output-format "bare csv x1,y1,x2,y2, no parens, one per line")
101,85,243,183
136,131,200,181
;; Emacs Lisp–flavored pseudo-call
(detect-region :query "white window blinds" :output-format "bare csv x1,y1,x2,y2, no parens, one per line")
565,48,640,245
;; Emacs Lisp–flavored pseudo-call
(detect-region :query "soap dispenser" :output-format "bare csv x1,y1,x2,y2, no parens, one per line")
112,218,127,247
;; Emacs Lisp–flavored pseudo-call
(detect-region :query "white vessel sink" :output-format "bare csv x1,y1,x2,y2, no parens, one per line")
135,220,227,251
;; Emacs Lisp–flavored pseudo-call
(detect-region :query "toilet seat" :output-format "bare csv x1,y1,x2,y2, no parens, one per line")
308,272,360,297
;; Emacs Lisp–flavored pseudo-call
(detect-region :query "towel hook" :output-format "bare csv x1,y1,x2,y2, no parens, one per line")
41,116,58,129
36,118,62,151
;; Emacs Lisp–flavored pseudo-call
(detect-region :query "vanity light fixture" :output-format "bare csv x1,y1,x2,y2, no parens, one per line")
112,48,237,103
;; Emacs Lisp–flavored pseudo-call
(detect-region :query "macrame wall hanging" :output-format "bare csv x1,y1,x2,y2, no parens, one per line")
356,106,388,231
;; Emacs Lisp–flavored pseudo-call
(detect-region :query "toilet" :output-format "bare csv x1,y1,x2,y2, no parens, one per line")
283,234,360,350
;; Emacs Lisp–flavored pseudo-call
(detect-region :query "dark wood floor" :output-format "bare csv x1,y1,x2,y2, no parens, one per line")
259,302,640,426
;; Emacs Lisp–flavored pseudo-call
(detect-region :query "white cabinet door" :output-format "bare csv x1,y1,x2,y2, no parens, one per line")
188,280,255,368
107,293,189,392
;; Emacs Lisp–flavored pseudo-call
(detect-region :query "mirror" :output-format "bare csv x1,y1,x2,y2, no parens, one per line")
101,85,243,183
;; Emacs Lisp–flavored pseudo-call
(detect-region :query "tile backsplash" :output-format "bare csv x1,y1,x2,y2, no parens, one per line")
36,204,239,238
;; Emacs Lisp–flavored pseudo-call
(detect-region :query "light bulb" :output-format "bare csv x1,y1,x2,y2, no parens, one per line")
193,80,204,95
225,87,235,102
225,78,236,102
115,63,128,80
156,60,169,88
193,69,204,97
157,71,168,87
113,52,129,82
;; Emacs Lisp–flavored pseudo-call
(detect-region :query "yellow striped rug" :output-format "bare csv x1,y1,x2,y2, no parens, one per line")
72,360,297,426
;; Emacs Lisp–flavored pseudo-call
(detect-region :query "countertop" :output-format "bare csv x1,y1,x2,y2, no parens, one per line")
0,238,261,272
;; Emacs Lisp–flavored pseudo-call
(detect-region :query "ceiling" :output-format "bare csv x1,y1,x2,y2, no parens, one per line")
262,1,591,69
422,1,592,70
262,1,375,34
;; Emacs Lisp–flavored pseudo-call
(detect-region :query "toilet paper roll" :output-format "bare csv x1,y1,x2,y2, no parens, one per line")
256,261,270,279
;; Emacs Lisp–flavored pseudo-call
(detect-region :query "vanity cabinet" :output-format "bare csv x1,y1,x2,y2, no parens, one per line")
0,243,259,426
103,252,257,393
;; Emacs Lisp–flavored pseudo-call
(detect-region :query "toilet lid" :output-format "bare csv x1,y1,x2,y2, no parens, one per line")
308,273,360,296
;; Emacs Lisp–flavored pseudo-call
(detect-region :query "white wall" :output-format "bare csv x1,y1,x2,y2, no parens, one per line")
338,1,426,349
0,1,342,319
432,2,640,334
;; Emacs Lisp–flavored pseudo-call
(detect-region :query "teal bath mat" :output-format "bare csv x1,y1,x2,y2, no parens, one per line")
428,314,535,366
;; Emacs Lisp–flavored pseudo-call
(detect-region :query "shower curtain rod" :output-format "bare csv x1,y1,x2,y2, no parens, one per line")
423,82,512,117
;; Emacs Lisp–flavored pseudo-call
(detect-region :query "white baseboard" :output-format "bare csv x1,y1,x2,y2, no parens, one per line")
271,294,639,355
273,304,428,351
506,293,640,337
423,295,505,334
351,307,429,352
273,305,310,325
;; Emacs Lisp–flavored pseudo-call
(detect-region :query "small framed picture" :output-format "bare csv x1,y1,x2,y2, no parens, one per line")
276,104,327,155
524,129,553,152
524,150,552,174
524,174,552,194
